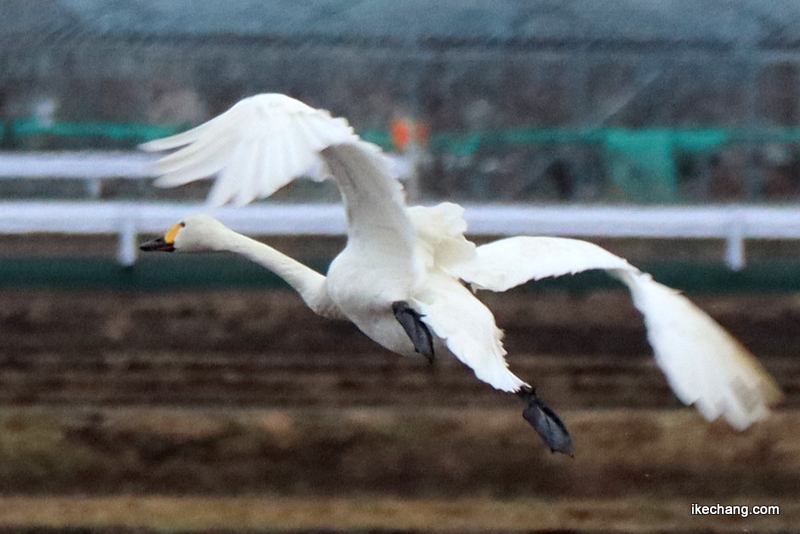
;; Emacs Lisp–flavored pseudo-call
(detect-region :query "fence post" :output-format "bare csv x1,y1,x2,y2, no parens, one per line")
724,218,746,271
117,217,138,266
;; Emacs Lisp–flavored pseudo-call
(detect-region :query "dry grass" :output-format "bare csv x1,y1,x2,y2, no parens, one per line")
0,495,795,531
0,406,796,499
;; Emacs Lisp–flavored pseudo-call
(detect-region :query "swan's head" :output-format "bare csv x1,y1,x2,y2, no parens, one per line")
140,214,230,253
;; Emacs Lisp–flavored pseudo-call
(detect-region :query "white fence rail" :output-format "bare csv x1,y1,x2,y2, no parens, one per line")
1,152,799,269
4,201,800,269
0,151,159,197
0,152,158,179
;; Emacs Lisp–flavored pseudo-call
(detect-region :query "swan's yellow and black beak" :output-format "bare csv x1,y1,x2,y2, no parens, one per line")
139,222,183,252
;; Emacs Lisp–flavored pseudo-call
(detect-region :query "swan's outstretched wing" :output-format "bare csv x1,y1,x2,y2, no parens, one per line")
454,236,633,291
613,269,781,429
415,273,527,393
453,236,782,429
142,93,413,259
141,93,369,207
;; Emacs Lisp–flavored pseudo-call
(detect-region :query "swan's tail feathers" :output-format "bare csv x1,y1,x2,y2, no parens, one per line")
416,275,528,393
139,93,360,207
452,235,781,429
406,202,476,272
611,269,782,429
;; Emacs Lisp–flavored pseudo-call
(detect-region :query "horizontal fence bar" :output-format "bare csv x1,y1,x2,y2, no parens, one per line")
0,151,413,181
1,152,799,270
3,201,800,269
461,204,800,239
0,202,346,235
0,152,160,179
7,201,800,237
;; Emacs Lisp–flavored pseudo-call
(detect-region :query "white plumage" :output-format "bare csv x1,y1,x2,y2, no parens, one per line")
140,93,781,433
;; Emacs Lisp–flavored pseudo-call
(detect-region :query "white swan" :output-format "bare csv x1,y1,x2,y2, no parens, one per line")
139,94,781,454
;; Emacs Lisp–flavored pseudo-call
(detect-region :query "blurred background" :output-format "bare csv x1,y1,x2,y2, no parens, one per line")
0,0,800,532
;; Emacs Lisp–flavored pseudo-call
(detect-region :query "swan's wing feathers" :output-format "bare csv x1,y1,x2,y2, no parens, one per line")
147,126,237,188
140,93,359,206
143,98,255,183
416,275,527,393
452,235,780,428
614,270,782,429
227,140,261,207
280,120,313,183
139,110,230,152
322,143,411,248
454,236,631,292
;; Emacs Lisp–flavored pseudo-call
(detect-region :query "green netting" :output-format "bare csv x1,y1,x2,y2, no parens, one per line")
602,129,729,202
9,118,179,142
7,118,800,201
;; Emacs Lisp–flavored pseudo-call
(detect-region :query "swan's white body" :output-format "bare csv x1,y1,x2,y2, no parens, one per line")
141,93,781,430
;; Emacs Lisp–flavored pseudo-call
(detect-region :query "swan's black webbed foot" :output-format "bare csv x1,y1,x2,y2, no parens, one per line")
392,300,435,364
518,386,573,457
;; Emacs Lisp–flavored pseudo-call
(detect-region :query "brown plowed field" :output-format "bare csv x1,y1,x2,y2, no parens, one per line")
0,289,797,532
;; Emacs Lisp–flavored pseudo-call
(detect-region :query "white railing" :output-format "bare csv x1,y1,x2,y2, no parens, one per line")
1,152,799,269
4,201,800,270
0,151,159,197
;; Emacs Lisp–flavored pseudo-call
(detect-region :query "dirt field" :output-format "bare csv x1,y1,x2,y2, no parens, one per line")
0,288,797,532
0,494,797,532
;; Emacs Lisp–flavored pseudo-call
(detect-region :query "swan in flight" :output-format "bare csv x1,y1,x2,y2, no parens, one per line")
139,94,781,455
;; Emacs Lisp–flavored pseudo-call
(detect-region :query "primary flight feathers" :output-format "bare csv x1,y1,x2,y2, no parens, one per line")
452,235,781,429
141,94,364,206
141,93,781,435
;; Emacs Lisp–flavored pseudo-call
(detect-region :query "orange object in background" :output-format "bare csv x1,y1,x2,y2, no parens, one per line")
390,116,428,151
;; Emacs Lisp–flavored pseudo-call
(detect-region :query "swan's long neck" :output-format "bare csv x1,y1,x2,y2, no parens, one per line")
211,226,332,316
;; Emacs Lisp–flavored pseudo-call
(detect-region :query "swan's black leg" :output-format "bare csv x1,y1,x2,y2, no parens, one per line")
518,386,573,456
392,300,435,363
